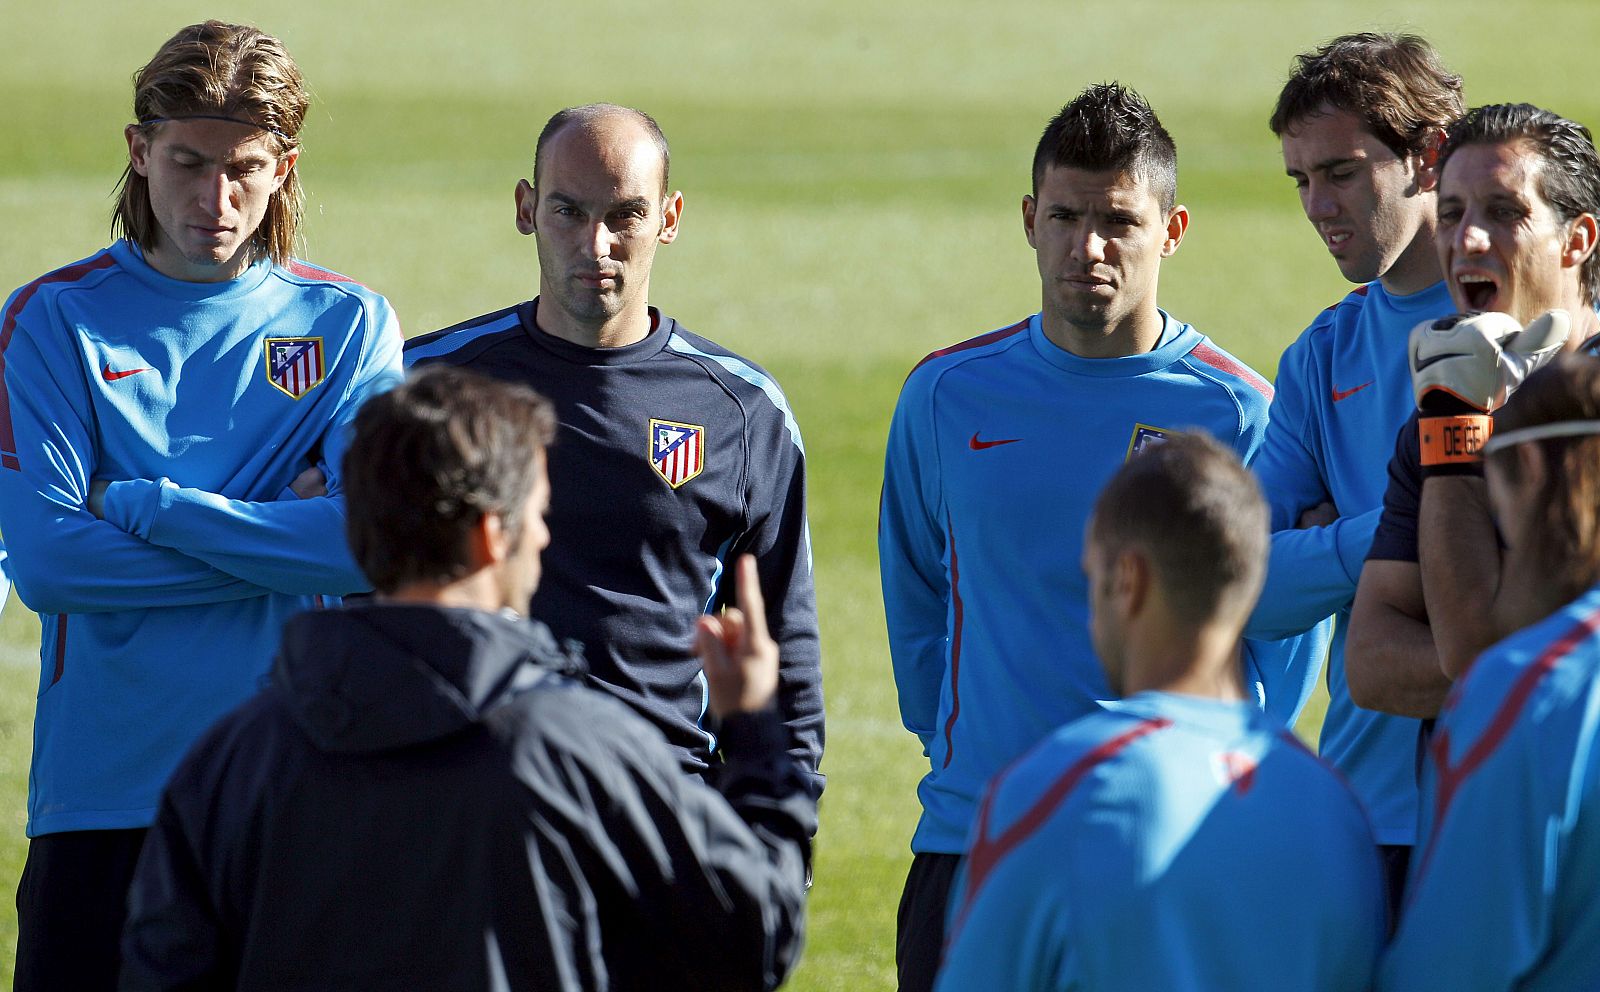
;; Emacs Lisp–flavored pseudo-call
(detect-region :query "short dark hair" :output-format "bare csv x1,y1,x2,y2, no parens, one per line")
1488,356,1600,601
1440,103,1600,305
343,366,557,594
1032,83,1177,210
533,103,671,198
1090,433,1268,626
1270,32,1464,158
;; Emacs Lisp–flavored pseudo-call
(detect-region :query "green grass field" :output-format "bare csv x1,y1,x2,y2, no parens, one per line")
3,0,1599,985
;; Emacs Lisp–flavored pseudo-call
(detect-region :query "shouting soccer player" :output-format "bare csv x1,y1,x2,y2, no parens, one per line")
0,22,403,988
1250,32,1463,915
878,82,1317,991
937,434,1384,992
405,105,823,796
1378,356,1600,989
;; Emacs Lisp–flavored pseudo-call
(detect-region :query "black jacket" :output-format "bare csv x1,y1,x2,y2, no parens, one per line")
119,604,815,991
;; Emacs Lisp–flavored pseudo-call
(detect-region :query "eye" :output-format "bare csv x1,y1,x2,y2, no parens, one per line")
1492,205,1524,222
1292,177,1309,191
1437,207,1463,224
1330,169,1356,183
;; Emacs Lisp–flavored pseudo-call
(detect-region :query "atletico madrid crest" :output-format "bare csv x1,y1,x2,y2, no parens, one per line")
649,418,706,488
265,337,326,399
1125,423,1175,460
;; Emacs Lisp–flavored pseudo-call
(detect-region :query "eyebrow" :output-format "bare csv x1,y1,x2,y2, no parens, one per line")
1286,155,1361,177
544,191,654,213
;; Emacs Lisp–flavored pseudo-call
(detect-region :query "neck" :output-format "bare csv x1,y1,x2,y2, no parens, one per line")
1119,621,1248,702
1377,224,1443,297
1042,306,1165,359
535,291,654,349
1565,298,1600,350
383,571,508,614
143,241,256,284
1495,541,1592,637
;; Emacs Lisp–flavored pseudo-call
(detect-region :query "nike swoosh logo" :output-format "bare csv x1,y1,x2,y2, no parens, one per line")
1331,380,1374,402
101,364,153,381
969,432,1022,450
1413,352,1472,373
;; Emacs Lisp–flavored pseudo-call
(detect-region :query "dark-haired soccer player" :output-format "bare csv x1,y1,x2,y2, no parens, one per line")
937,434,1383,992
0,22,402,988
879,82,1315,991
1249,32,1463,914
1378,357,1600,990
406,104,822,797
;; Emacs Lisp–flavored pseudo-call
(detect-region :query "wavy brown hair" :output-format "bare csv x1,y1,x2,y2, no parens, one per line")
112,21,308,264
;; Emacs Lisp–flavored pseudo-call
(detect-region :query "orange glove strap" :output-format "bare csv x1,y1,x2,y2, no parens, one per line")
1420,415,1493,466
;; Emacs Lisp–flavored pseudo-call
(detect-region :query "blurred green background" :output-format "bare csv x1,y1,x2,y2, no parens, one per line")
4,0,1598,985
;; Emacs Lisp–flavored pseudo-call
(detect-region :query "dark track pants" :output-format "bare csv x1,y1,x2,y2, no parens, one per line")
15,828,148,992
896,851,963,992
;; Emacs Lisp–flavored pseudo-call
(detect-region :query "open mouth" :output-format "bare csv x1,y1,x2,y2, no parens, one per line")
1457,273,1499,311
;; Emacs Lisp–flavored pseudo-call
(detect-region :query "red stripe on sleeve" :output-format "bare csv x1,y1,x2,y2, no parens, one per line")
285,260,361,286
1189,342,1274,401
0,255,118,469
949,717,1173,940
941,516,965,769
910,319,1029,376
51,615,68,685
1415,603,1600,885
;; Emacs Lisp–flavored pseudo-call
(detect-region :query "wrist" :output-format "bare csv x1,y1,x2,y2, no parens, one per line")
1419,414,1490,479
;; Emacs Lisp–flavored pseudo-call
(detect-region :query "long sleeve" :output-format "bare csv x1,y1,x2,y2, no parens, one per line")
1247,337,1376,639
98,306,404,595
878,369,949,750
0,302,271,615
720,385,825,796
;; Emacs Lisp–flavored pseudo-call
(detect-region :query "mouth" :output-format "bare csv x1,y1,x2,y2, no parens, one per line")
576,272,621,290
1322,229,1352,252
1455,272,1500,311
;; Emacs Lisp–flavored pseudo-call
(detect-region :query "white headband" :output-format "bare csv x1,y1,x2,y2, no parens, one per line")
1482,419,1600,455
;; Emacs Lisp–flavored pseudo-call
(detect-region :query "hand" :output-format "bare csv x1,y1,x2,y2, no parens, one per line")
1409,309,1569,414
1297,501,1338,529
87,479,110,519
289,466,327,499
696,555,780,719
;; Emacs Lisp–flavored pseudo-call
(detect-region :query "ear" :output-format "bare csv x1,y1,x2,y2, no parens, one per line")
1112,548,1150,619
1022,194,1039,249
126,124,152,177
514,179,538,236
658,190,683,245
1562,213,1598,273
1517,437,1550,491
466,510,512,570
269,146,299,194
1412,127,1446,194
1162,205,1190,257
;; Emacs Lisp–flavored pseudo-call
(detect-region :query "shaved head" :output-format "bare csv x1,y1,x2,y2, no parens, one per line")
533,103,670,197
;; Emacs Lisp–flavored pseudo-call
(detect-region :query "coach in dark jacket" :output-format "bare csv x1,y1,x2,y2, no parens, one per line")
119,366,815,991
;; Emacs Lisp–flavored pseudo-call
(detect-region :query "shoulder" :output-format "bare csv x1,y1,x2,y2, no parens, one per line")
404,304,527,368
660,320,805,434
1180,336,1274,407
906,317,1033,379
4,248,122,327
273,259,392,310
491,674,683,780
1003,707,1174,808
1276,285,1375,375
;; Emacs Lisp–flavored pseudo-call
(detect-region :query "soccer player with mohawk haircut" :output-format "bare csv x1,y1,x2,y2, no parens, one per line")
0,22,403,988
878,82,1320,992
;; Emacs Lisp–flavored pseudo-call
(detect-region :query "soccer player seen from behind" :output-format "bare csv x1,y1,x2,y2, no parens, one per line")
936,434,1384,992
0,22,404,989
1251,32,1463,917
405,104,823,798
878,82,1321,992
119,366,815,991
1378,357,1600,990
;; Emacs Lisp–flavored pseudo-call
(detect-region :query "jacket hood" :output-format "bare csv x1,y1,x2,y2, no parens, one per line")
274,604,586,755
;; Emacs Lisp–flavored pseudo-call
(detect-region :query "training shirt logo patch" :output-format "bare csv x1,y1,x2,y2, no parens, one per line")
1125,423,1176,460
649,419,705,488
265,337,326,399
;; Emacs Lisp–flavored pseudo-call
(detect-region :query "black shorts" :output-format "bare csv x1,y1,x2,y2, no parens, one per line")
15,828,148,992
896,851,963,992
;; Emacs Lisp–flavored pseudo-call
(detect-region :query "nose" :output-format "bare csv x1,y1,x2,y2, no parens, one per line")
1303,180,1337,222
198,168,232,218
1071,227,1107,265
1456,217,1491,256
585,221,616,261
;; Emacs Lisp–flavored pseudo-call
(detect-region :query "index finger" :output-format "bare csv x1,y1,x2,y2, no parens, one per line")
733,555,770,641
